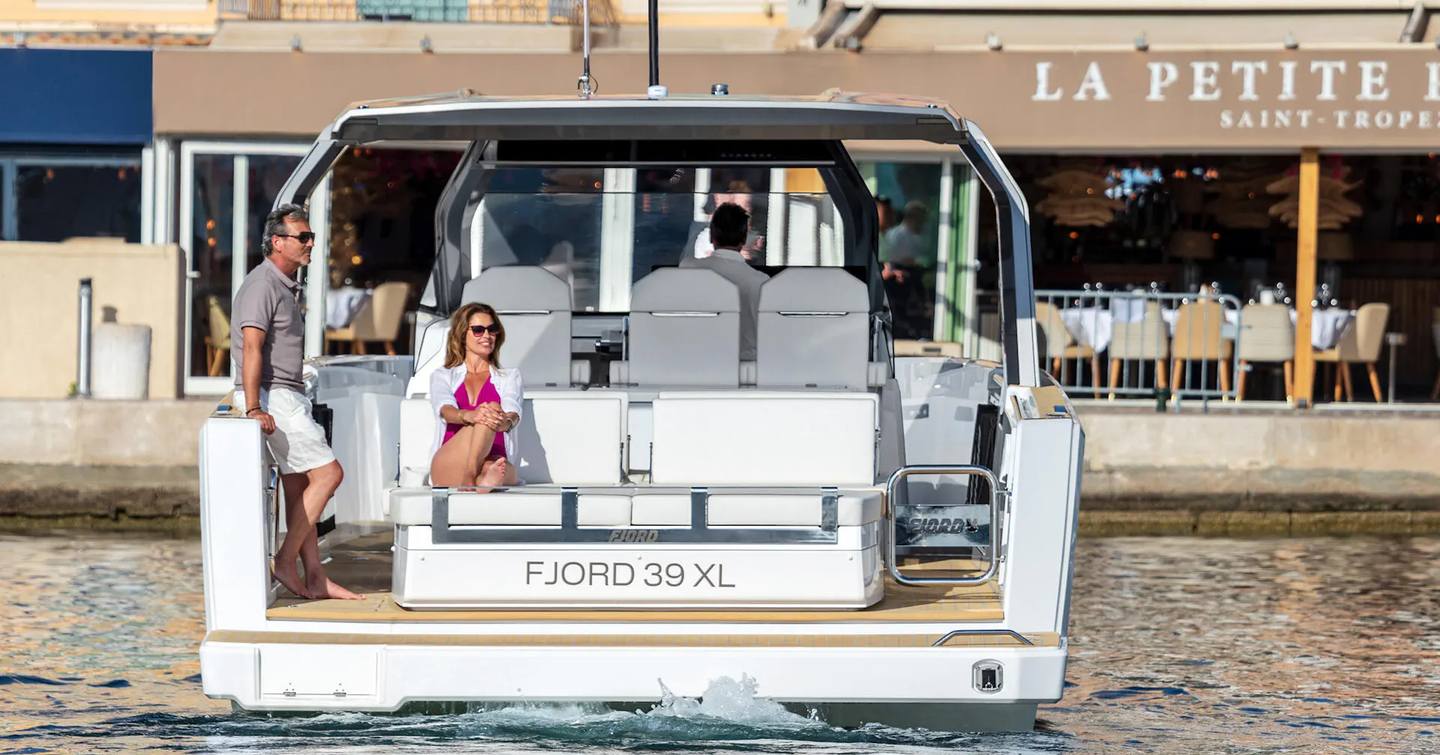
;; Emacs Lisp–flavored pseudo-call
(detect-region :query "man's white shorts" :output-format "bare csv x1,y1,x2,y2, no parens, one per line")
234,387,337,475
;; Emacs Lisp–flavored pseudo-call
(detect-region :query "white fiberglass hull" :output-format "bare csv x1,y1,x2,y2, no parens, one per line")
200,634,1066,731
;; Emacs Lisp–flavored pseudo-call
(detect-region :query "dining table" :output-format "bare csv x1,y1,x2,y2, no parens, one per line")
1059,303,1353,353
326,286,371,329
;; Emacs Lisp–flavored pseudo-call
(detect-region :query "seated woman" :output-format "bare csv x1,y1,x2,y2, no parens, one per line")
429,303,523,490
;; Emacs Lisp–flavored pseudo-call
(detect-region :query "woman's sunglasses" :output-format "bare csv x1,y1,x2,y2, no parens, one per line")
469,324,501,336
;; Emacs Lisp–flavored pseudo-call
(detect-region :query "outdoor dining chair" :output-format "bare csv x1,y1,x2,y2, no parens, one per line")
1035,300,1101,397
1432,307,1440,401
205,295,231,377
1314,302,1389,402
1106,299,1168,397
1236,303,1294,402
326,281,411,355
1170,299,1233,396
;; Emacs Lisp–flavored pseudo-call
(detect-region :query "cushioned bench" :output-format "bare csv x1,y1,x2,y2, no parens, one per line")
394,390,628,493
389,387,885,610
650,392,879,486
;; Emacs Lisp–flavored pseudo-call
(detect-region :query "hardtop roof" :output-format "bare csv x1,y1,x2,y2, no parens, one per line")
329,90,970,145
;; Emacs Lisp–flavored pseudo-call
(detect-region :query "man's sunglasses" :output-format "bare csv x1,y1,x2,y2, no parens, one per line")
274,232,316,244
469,324,501,336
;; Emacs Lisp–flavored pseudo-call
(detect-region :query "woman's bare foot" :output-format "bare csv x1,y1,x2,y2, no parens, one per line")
273,557,311,599
304,567,363,601
474,458,510,492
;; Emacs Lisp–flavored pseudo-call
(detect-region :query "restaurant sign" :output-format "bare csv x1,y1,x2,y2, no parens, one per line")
949,49,1440,149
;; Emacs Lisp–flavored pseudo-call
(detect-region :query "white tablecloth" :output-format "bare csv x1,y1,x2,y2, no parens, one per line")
1305,309,1353,351
1059,305,1352,352
1060,308,1115,352
326,287,370,329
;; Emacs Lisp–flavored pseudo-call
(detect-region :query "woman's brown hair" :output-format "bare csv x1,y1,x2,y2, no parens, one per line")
443,302,505,369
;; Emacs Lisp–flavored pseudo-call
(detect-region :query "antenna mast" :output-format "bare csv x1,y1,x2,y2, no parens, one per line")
577,0,595,97
647,0,666,97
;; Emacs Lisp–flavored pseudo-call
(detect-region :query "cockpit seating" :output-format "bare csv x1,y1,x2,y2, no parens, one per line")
756,268,872,390
460,266,576,388
611,268,741,387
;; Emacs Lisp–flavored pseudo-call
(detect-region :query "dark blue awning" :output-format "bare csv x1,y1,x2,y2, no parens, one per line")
0,48,152,145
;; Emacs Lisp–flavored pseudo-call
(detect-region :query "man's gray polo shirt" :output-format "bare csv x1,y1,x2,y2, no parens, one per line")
680,247,769,361
231,258,306,392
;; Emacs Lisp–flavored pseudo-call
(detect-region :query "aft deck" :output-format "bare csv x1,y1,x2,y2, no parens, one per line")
264,528,1010,630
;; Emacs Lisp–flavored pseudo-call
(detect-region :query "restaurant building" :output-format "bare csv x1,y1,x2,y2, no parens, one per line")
12,0,1434,402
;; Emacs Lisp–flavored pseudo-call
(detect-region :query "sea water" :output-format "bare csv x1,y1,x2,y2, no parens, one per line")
1,534,1436,753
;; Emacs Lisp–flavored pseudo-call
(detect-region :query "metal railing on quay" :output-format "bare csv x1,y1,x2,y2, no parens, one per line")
1034,288,1244,405
223,0,616,25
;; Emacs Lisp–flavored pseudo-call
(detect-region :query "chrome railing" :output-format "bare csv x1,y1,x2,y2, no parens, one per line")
223,0,616,25
1035,288,1243,403
886,465,1001,586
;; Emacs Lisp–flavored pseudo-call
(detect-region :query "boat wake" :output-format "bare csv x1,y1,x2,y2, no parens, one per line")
9,674,1072,752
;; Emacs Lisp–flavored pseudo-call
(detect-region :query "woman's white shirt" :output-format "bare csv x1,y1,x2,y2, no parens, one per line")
428,364,524,465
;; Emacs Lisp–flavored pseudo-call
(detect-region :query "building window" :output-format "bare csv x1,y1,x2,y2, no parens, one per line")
1,153,142,243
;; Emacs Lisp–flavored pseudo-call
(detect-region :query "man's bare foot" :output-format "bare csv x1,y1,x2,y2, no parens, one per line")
475,458,509,493
273,557,311,599
305,567,363,601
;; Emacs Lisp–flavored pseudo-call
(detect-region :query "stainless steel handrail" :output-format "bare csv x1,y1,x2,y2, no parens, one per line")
931,629,1034,647
885,464,1001,586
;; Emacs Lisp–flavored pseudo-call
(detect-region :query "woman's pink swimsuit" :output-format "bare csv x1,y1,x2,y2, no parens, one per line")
442,377,506,460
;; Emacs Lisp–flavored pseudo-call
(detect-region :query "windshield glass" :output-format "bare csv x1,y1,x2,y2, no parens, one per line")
474,166,853,312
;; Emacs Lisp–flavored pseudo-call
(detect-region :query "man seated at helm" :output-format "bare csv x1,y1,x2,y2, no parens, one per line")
680,202,770,361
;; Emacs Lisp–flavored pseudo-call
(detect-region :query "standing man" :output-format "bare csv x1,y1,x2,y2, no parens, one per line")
232,204,359,601
681,202,769,361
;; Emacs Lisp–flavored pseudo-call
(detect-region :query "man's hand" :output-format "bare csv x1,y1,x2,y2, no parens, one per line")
250,409,277,435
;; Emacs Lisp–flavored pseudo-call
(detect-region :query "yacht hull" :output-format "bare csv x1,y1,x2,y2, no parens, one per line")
200,634,1065,731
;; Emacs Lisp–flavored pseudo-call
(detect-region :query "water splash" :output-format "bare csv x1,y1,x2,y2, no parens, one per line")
651,675,814,727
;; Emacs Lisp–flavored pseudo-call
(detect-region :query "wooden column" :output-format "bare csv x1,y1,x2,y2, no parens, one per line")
1292,148,1321,408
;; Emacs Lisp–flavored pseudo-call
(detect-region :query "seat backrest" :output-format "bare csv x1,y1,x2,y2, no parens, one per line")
206,295,230,347
516,391,627,485
1033,301,1074,356
1339,302,1390,362
1237,303,1295,362
1108,300,1167,360
462,266,573,388
1172,300,1227,360
1433,307,1440,355
354,281,410,341
628,268,741,387
397,392,627,487
651,392,878,485
756,268,869,389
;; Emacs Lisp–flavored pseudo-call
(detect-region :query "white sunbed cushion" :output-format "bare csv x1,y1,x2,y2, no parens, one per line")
629,494,692,526
518,391,627,485
628,491,882,527
651,392,879,486
389,491,631,527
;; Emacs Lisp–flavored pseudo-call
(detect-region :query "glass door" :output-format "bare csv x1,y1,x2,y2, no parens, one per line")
858,157,949,341
180,142,312,395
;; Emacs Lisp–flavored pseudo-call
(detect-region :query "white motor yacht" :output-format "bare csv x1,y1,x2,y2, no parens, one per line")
197,90,1083,732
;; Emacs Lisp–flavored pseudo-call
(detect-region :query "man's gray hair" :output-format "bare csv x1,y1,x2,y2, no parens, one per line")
261,203,309,255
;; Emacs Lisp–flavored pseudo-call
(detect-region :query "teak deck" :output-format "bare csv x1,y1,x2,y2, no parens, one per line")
266,578,1004,624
